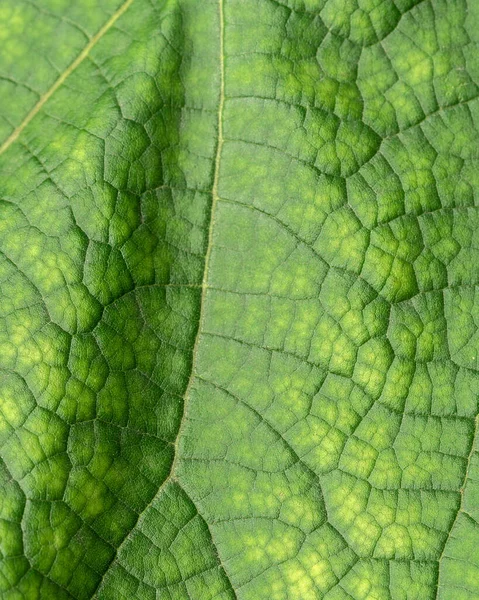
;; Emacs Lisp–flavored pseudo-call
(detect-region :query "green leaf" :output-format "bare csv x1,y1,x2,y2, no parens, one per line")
1,0,478,598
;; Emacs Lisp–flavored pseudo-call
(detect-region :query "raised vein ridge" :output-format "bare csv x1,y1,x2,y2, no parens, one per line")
0,0,135,157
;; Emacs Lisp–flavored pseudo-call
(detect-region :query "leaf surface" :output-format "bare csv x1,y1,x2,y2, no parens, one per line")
0,0,479,599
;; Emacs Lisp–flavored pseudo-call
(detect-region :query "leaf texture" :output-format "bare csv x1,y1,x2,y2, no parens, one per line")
0,0,479,599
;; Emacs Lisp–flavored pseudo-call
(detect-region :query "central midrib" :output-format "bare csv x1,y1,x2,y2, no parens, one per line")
170,0,226,474
435,412,479,598
92,0,226,594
